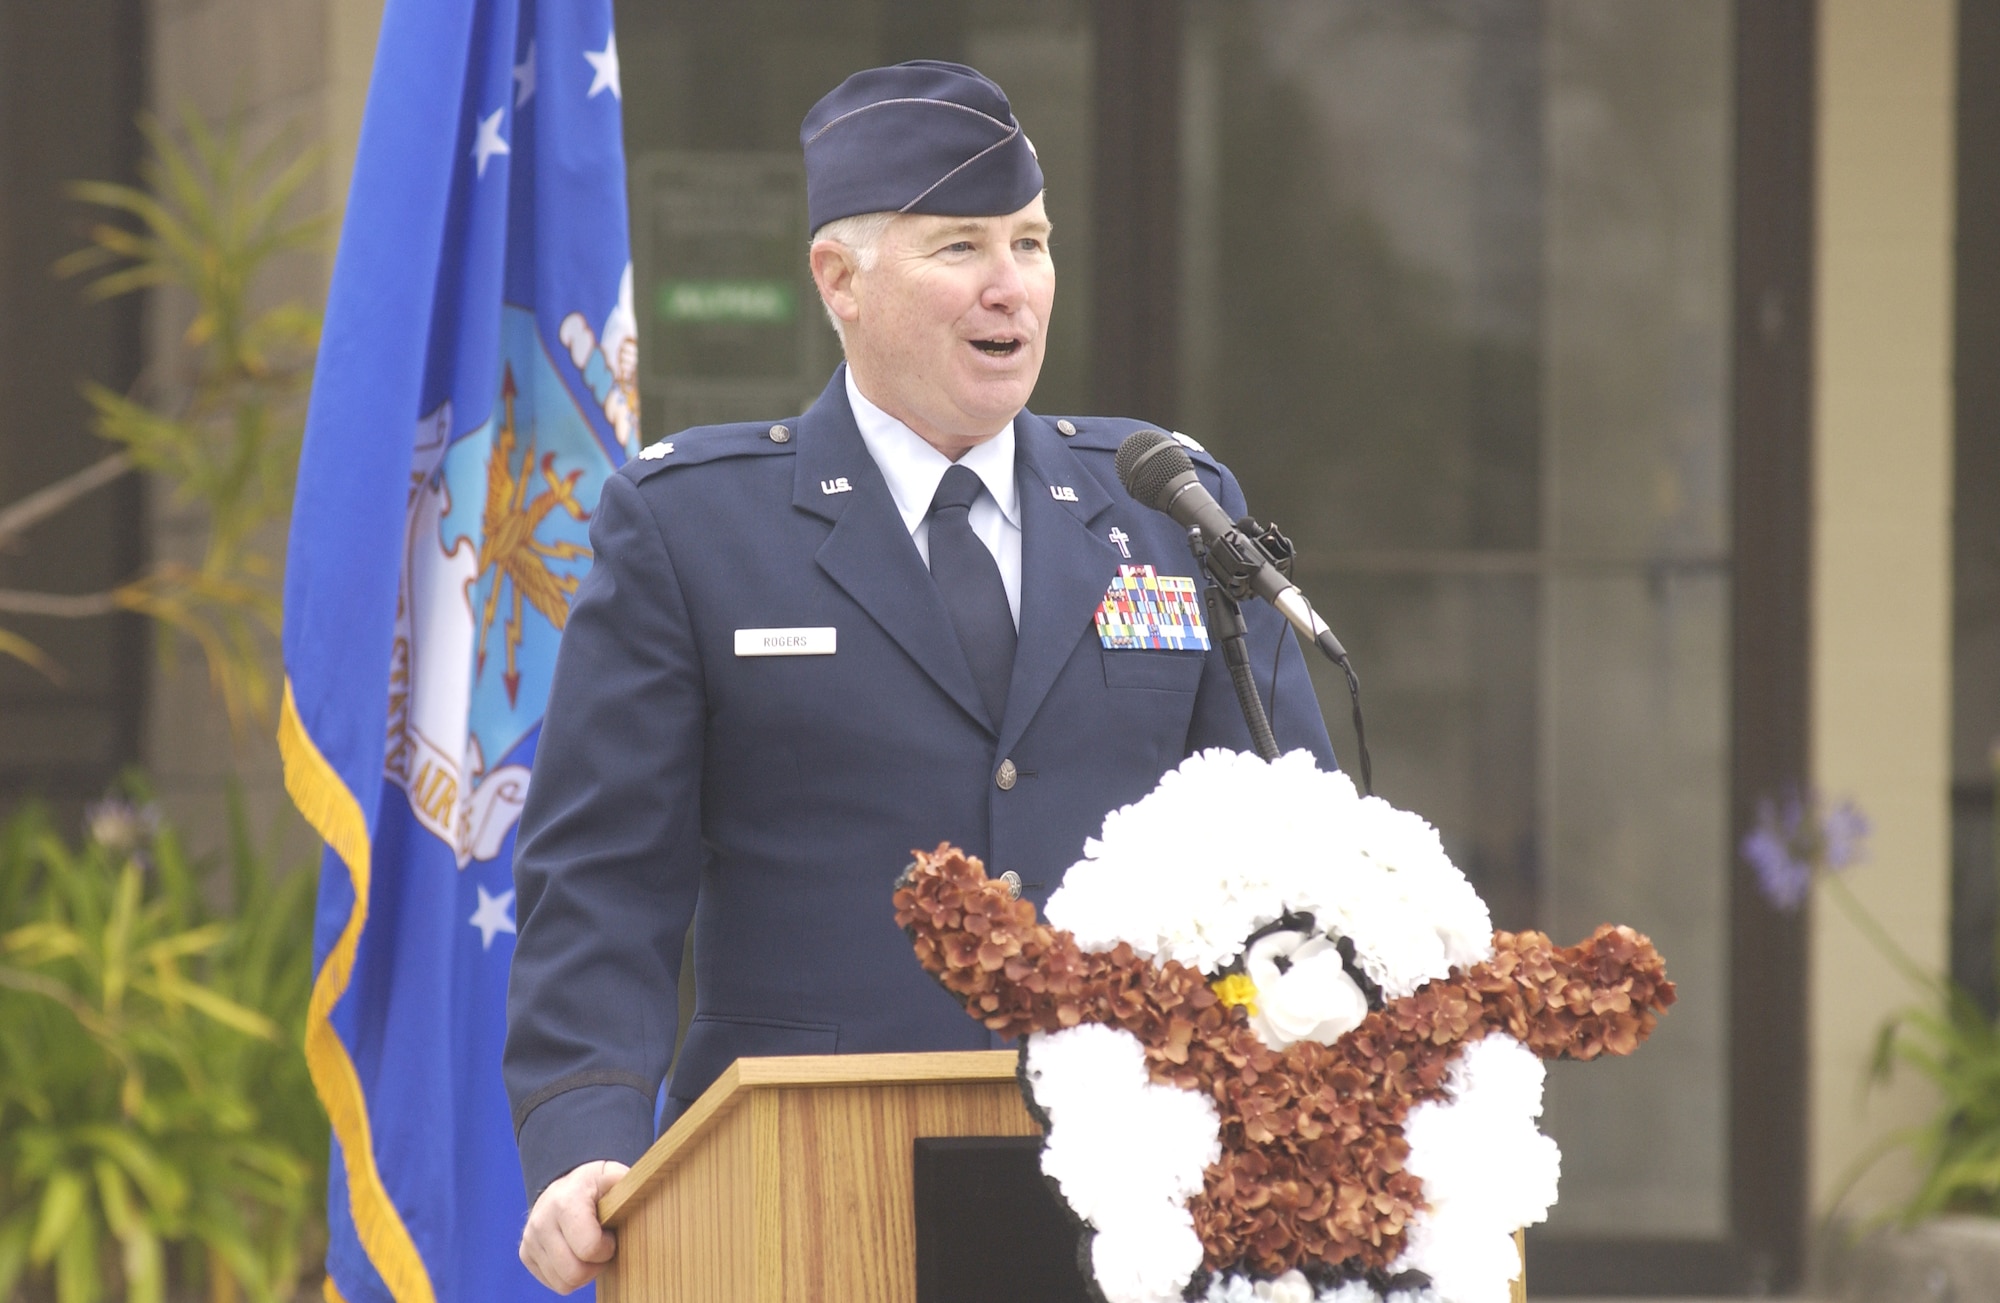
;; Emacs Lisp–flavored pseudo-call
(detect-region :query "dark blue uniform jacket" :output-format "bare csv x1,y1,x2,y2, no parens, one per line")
505,368,1336,1196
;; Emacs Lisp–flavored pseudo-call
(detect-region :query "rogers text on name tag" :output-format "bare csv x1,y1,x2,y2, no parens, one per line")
734,627,837,657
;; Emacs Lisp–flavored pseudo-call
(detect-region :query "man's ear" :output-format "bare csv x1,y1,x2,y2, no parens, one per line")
809,240,862,331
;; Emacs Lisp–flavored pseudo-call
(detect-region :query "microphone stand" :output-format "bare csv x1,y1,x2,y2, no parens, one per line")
1188,526,1281,762
1187,521,1375,793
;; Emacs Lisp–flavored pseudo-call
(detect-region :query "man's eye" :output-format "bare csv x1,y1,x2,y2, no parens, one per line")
1016,238,1047,254
942,241,975,254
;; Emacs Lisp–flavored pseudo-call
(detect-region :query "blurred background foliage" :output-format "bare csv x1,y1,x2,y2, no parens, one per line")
1770,767,2000,1228
1862,752,2000,1223
0,106,322,733
0,786,325,1302
0,108,328,1300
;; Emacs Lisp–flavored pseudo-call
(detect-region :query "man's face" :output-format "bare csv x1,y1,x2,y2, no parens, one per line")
824,195,1054,454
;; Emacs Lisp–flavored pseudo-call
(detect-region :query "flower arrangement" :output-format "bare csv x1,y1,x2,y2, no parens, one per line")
893,749,1676,1303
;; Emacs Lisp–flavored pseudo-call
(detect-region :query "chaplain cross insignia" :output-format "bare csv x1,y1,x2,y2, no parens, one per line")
1108,527,1131,559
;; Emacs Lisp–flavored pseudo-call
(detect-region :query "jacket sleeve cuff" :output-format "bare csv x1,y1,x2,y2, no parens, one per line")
516,1082,657,1201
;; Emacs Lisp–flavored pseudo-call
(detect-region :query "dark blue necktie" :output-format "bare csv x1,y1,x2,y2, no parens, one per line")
927,464,1015,726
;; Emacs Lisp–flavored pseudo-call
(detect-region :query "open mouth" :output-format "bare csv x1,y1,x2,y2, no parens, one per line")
969,337,1023,357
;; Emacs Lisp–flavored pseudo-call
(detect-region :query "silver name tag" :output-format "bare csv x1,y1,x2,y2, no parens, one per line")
734,627,837,657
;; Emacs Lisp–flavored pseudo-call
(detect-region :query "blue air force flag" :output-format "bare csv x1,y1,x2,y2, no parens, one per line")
278,1,633,1299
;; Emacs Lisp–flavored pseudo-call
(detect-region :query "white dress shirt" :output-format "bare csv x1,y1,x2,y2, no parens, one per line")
845,368,1023,628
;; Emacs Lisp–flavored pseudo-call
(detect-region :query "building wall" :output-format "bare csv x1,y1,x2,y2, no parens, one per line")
1810,0,1957,1216
0,0,147,816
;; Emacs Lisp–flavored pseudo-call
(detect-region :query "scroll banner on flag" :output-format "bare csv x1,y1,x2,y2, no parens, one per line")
278,0,635,1298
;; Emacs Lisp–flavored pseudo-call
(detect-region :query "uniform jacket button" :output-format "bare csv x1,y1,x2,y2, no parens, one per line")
769,423,791,443
996,758,1017,790
1056,419,1077,437
998,870,1023,899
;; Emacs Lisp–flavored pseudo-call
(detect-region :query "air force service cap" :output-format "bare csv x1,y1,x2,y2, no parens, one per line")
801,60,1045,234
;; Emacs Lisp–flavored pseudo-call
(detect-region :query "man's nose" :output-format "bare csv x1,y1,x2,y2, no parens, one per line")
979,249,1028,311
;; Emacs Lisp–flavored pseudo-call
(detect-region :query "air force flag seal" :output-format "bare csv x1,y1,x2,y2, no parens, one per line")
278,1,634,1299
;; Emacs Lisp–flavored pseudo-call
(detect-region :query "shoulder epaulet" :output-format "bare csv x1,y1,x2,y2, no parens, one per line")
1044,416,1223,473
621,420,799,483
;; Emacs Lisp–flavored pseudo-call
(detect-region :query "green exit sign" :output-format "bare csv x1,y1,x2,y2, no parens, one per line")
656,280,796,324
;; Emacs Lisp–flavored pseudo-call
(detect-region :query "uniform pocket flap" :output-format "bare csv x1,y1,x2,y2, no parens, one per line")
1101,647,1205,692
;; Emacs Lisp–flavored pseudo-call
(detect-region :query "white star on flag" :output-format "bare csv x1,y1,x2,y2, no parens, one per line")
469,884,517,950
584,33,621,101
514,41,536,107
472,107,510,177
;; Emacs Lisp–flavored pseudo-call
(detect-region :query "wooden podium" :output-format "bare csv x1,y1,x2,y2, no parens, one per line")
595,1049,1528,1302
596,1051,1038,1302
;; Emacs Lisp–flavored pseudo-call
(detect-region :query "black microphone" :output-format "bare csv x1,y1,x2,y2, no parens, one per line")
1114,430,1348,663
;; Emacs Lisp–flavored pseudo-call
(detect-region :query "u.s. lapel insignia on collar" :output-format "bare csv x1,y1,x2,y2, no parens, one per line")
1050,484,1079,502
820,476,853,494
1094,565,1209,651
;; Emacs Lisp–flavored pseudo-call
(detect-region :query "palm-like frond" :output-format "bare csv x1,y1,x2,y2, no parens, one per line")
6,104,328,731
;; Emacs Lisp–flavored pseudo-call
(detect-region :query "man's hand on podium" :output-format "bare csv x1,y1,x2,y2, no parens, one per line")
520,1159,630,1293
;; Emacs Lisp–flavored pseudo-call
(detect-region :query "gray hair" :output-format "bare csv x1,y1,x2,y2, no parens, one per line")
809,212,896,341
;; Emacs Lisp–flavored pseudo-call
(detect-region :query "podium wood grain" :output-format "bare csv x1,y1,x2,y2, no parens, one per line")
597,1051,1039,1303
594,1049,1533,1302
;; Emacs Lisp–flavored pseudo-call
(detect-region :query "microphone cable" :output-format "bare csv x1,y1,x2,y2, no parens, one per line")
1262,582,1371,796
1117,428,1372,793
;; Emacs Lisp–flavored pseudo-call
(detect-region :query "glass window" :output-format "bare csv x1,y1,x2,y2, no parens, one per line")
620,0,1094,435
1180,0,1734,1237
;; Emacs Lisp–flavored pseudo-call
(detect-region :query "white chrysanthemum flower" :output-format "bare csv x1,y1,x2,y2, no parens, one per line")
1201,1273,1253,1303
1046,749,1492,999
1202,1272,1403,1303
1088,1204,1207,1303
1256,1270,1315,1303
1024,1025,1221,1303
1393,1035,1558,1303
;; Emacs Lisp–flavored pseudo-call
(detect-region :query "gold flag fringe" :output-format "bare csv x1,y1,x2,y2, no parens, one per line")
280,678,438,1303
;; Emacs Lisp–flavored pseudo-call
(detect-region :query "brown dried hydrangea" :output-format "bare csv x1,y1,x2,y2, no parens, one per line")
892,843,1676,1281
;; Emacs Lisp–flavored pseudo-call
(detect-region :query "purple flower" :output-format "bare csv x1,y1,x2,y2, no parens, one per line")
1819,799,1871,872
1740,787,1870,913
86,796,160,857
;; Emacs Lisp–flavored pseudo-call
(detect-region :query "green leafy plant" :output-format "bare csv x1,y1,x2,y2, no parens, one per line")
1750,781,2000,1223
1863,981,2000,1219
0,105,323,731
1857,749,2000,1220
0,786,326,1302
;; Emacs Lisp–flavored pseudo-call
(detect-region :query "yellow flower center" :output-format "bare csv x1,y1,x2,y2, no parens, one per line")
1212,972,1259,1014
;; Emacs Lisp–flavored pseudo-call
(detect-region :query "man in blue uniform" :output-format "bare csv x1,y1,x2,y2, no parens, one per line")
507,60,1336,1291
